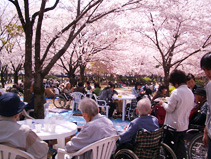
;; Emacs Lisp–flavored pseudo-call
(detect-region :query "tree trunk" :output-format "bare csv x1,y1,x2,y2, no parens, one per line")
14,71,18,84
33,72,45,119
24,29,33,102
1,66,7,88
80,65,86,83
1,74,5,88
5,69,8,83
164,67,170,96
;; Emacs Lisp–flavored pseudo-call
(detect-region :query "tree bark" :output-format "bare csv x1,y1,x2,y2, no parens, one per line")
0,66,7,88
80,65,86,83
13,71,18,84
24,27,33,102
33,72,45,119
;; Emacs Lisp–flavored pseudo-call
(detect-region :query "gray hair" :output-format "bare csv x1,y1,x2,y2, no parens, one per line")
137,98,151,115
78,97,99,116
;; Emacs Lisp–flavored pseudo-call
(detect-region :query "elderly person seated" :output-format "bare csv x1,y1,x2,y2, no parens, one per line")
66,97,118,159
117,98,159,150
189,87,208,126
0,93,48,159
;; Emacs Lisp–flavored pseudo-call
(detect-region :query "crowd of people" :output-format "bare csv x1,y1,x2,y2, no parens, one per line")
0,52,211,159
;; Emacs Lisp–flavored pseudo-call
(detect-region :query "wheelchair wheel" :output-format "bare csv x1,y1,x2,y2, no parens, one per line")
188,133,207,159
53,94,66,108
114,149,139,159
160,142,177,159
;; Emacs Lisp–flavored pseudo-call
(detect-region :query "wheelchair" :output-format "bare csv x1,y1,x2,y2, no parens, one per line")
185,124,207,159
114,126,177,159
126,99,138,121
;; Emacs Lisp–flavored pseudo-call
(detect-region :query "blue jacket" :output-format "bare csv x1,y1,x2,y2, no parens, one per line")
119,115,159,144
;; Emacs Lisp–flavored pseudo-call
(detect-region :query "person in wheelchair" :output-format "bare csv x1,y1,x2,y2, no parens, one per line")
117,98,159,151
189,87,208,126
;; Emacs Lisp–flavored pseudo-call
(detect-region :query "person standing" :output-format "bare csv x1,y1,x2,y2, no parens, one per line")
159,70,194,159
200,52,211,158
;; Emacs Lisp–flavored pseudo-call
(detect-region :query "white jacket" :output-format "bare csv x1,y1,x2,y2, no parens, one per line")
162,85,194,131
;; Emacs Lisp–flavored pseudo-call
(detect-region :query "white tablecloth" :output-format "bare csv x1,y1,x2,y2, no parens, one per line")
18,119,77,149
113,95,136,121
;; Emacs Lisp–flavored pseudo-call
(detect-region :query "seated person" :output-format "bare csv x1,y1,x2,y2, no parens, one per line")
151,84,168,127
24,83,46,117
85,81,92,91
53,83,62,95
24,83,35,112
0,93,48,159
152,84,168,101
9,84,19,94
132,82,146,101
117,98,159,150
74,81,87,94
186,73,202,93
45,85,55,99
98,83,118,118
66,97,118,158
189,87,208,125
92,82,101,96
63,82,74,96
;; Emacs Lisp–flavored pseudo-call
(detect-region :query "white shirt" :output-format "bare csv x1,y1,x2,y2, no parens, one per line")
162,85,194,131
0,116,48,159
66,114,118,159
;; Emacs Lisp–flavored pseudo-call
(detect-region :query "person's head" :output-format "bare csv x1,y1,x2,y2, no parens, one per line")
94,82,101,89
186,73,196,90
78,97,99,122
169,70,187,88
85,81,90,87
0,93,25,118
135,82,141,90
137,98,151,116
109,83,115,91
65,82,71,89
77,81,84,87
200,52,211,80
158,84,168,95
194,87,206,104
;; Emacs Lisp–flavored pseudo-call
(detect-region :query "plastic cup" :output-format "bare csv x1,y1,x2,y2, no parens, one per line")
44,123,50,132
35,124,42,133
50,124,56,133
26,119,33,128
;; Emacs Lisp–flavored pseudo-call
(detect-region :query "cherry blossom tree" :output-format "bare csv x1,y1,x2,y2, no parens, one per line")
119,0,211,88
0,6,24,86
4,0,143,118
